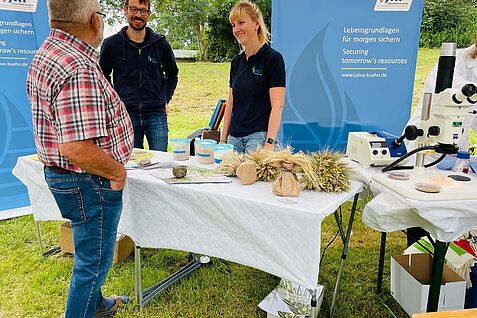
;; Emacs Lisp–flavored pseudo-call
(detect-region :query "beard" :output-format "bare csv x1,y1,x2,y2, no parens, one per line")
128,16,147,31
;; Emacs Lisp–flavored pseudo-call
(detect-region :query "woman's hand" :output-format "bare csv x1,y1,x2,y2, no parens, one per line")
263,142,274,151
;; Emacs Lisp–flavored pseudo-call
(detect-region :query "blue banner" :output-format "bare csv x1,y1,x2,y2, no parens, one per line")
272,0,424,152
0,0,49,212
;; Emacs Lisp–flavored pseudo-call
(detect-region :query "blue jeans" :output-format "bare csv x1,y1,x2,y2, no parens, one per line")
130,112,168,151
227,131,267,154
44,167,123,318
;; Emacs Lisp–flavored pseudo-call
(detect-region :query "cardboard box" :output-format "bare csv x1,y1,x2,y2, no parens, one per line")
391,253,466,316
60,221,135,263
201,129,220,143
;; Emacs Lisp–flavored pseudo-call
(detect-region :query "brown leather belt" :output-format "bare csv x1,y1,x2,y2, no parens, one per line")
46,165,70,174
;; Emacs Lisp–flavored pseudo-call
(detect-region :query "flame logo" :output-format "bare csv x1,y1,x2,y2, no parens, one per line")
0,93,35,208
282,25,362,152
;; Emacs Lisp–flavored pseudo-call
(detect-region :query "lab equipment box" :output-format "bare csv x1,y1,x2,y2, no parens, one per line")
60,221,135,264
391,253,466,316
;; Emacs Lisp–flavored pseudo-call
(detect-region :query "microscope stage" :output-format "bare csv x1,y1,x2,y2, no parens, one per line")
372,169,477,201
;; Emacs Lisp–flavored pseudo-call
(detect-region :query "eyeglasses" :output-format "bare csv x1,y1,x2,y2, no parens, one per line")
127,5,150,16
90,11,106,24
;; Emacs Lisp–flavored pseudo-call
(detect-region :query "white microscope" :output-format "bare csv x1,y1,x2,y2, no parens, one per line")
372,43,477,200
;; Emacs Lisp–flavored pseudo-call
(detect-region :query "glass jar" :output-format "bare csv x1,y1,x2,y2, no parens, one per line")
452,150,470,174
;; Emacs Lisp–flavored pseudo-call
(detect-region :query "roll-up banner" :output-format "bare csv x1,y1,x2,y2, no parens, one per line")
272,0,424,152
0,0,49,215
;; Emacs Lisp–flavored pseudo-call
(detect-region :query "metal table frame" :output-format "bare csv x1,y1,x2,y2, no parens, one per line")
133,193,360,318
35,221,61,257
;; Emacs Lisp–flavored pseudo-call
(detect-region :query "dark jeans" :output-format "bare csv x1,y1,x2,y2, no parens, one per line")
44,167,123,318
130,112,168,151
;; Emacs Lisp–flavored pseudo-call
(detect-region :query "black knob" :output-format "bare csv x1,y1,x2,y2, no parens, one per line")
382,150,388,155
462,84,477,97
373,150,378,155
428,126,440,136
404,125,424,141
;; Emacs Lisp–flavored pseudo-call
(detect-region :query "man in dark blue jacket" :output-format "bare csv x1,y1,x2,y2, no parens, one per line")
100,0,178,151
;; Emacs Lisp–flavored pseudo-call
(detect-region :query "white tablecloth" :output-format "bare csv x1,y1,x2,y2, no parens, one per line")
13,152,364,289
352,159,477,242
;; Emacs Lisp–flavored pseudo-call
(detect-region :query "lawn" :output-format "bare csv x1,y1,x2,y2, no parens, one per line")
0,48,466,318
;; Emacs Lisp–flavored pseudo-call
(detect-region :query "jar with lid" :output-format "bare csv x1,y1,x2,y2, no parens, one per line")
452,150,470,174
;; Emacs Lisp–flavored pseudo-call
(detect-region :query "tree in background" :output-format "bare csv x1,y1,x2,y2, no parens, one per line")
99,0,123,25
204,0,239,62
153,0,211,60
420,0,477,48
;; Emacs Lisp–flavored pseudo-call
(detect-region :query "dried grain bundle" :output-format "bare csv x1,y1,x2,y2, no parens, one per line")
245,147,280,182
301,149,350,193
217,151,246,176
264,147,316,181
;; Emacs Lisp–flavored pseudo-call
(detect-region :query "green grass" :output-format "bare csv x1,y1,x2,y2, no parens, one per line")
0,48,472,318
167,61,229,139
411,48,440,112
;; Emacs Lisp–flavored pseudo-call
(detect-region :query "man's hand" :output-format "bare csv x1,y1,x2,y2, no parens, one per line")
59,139,128,189
165,104,169,116
109,165,127,190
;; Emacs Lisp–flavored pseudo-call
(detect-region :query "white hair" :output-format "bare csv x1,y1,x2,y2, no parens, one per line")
48,0,99,23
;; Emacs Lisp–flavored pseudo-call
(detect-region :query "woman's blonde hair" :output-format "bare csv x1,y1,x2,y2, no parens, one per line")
229,0,270,45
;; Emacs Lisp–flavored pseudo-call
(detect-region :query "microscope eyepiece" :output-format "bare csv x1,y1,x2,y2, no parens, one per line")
466,84,477,104
462,83,477,96
452,84,477,104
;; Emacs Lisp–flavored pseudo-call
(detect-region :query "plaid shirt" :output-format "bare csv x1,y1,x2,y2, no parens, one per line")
27,29,134,172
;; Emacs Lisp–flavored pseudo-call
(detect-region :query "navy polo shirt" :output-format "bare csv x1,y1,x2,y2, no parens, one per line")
229,44,286,137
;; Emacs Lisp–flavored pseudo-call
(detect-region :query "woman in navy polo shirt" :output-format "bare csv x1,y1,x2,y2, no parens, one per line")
220,0,286,153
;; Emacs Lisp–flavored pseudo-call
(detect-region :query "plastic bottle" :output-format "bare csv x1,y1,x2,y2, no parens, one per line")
452,151,470,174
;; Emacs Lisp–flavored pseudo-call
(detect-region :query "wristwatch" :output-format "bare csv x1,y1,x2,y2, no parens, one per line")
266,137,277,145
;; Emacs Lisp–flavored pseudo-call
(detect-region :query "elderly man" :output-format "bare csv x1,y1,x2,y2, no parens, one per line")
26,0,134,317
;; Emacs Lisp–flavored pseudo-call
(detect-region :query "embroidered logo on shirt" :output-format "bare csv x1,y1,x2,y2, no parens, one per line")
148,56,159,64
252,66,263,76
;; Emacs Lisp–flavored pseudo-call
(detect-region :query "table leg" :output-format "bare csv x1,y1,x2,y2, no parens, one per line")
330,193,359,317
35,221,44,254
426,240,449,312
35,221,61,257
134,245,143,312
310,289,317,318
377,232,387,294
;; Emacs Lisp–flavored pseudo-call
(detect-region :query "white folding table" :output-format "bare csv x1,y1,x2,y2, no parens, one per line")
13,151,365,317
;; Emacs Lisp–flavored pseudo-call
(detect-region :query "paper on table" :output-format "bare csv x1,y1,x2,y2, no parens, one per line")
125,161,176,170
164,174,232,184
125,161,138,170
147,165,232,184
137,162,176,170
